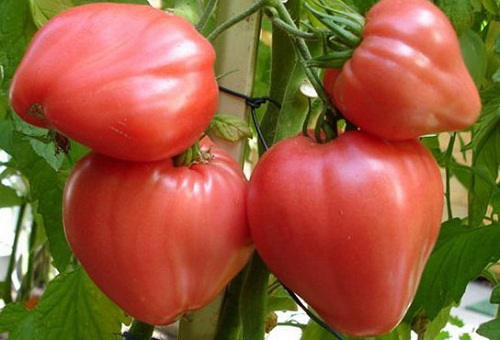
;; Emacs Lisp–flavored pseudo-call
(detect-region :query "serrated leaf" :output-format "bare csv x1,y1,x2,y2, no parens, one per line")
0,119,71,271
4,267,129,340
477,318,500,339
467,92,500,226
0,303,30,333
407,220,500,321
0,183,22,207
209,114,252,143
0,0,37,92
35,267,129,339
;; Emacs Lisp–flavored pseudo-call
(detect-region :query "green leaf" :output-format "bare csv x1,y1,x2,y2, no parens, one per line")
467,90,500,226
434,0,481,34
0,119,71,271
267,296,297,313
29,0,74,27
74,0,149,5
482,0,500,15
477,318,500,340
407,220,500,321
460,29,488,88
1,267,129,340
0,183,22,207
489,282,500,304
209,114,252,143
0,0,37,92
0,303,30,333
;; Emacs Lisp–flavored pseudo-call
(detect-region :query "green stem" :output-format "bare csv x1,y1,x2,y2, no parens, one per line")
18,219,37,302
207,0,266,42
128,319,155,340
266,0,334,111
196,0,218,33
3,203,26,304
444,133,457,220
240,254,270,340
214,269,247,339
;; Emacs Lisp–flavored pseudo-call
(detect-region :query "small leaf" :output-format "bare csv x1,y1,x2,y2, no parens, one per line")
477,318,500,340
0,183,22,207
490,282,500,304
29,0,74,27
209,114,252,142
267,296,297,313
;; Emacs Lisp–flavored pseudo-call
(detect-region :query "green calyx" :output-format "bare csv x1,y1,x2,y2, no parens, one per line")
173,141,213,167
304,0,365,68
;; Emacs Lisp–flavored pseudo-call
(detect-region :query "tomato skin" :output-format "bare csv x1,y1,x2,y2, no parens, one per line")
63,140,252,325
10,3,218,161
326,0,481,140
247,131,443,337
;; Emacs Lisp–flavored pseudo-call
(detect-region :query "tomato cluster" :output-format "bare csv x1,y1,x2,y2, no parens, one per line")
10,0,481,337
10,3,252,326
247,0,480,337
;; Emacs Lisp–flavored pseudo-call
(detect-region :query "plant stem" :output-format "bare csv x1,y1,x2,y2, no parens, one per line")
3,203,26,304
444,133,457,220
266,0,333,111
128,319,155,340
207,0,265,42
214,269,246,339
18,219,37,302
196,0,218,33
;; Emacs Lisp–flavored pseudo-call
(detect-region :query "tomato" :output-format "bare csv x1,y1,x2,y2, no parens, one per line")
63,139,253,325
9,3,218,161
247,131,443,337
324,0,481,140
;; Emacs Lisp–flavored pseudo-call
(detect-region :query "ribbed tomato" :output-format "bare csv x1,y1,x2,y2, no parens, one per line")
10,3,218,161
247,131,443,336
63,139,252,325
325,0,481,140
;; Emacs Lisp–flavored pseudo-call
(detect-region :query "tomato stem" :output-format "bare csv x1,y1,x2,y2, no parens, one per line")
2,203,27,304
196,0,218,34
206,0,266,42
444,132,457,220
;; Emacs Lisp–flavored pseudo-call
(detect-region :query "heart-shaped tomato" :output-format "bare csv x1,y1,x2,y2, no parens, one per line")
10,3,218,161
63,140,253,325
247,131,443,337
325,0,481,140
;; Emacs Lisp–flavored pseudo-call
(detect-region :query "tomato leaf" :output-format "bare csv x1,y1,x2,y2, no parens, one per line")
0,0,37,93
0,183,22,208
0,303,30,333
407,219,500,321
29,0,73,27
0,119,71,271
434,0,482,33
460,29,488,88
467,88,500,226
477,318,500,340
0,267,129,340
209,114,252,143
